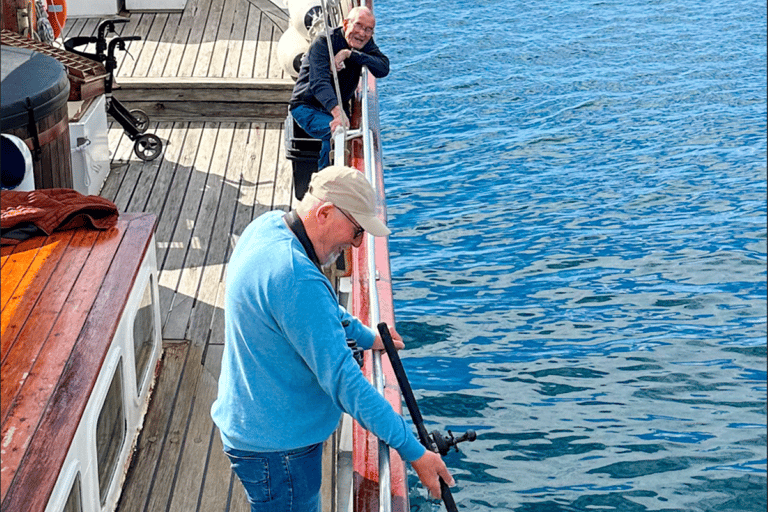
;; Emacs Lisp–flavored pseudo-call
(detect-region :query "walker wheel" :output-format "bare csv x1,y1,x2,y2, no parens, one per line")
130,109,150,133
134,134,162,161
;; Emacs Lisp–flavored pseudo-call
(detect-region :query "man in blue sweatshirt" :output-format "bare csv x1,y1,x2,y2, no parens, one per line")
289,6,389,170
211,166,453,511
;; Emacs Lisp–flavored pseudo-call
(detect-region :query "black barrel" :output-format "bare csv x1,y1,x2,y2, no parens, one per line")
1,44,72,189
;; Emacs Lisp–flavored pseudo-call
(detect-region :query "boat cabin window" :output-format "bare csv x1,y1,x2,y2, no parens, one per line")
133,275,156,392
63,472,83,512
96,359,126,505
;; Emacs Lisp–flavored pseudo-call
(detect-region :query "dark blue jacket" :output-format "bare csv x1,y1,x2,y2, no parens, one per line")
289,27,389,116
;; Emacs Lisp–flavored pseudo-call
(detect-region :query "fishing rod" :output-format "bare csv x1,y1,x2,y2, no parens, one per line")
377,322,477,511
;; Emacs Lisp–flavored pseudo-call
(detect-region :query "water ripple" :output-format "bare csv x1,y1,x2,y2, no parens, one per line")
376,0,767,510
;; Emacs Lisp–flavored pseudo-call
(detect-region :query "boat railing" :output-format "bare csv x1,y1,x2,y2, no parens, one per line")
331,65,395,512
360,66,394,512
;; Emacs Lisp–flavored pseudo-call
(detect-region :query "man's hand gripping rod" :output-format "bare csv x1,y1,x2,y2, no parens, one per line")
377,323,476,511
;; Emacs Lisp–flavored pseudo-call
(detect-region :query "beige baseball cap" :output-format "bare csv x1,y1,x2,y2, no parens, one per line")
306,165,391,237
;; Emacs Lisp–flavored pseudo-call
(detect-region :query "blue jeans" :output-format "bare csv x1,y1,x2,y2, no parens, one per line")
290,104,333,170
224,443,323,512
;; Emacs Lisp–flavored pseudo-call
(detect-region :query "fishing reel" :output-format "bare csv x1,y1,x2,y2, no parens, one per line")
429,429,477,457
347,339,365,368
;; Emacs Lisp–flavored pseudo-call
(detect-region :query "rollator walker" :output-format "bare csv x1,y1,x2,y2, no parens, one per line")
65,19,163,161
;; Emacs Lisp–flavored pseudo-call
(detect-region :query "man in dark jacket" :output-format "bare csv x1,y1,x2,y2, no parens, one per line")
289,6,389,170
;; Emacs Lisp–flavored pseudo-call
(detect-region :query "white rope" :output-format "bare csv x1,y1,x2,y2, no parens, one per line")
319,0,346,141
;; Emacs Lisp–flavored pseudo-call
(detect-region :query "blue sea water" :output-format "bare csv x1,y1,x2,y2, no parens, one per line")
373,0,767,510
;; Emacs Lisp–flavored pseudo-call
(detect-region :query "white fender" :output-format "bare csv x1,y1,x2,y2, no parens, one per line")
1,133,35,191
277,26,310,79
288,0,324,40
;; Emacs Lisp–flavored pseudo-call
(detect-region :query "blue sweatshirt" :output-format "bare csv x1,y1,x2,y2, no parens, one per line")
211,211,425,463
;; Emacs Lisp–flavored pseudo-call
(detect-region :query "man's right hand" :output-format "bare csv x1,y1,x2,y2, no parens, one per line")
330,105,350,135
411,449,455,499
334,49,352,70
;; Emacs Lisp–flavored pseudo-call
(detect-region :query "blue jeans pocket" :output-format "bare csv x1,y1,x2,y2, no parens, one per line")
285,444,323,505
225,449,271,503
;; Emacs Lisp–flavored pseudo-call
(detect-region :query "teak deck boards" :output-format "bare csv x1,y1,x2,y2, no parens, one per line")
0,213,157,511
62,0,294,121
31,1,298,510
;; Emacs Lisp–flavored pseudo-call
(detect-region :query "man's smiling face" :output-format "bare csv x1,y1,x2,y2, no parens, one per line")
343,10,375,49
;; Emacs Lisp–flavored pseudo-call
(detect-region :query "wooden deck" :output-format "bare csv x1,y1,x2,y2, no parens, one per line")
61,1,302,510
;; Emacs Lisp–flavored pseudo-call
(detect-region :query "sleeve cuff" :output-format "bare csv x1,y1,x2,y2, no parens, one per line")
357,324,377,350
399,436,427,462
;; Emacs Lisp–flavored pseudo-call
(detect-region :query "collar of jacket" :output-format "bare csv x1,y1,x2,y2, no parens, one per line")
283,210,322,270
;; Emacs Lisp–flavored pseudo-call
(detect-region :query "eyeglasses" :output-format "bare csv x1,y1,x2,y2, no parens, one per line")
353,22,374,35
337,207,365,239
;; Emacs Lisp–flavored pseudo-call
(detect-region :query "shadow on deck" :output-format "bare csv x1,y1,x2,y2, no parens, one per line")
61,1,298,510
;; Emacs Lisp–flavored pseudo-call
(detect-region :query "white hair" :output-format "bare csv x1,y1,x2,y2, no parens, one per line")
296,191,324,217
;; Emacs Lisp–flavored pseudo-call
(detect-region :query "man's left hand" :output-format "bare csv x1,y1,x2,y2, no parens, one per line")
372,324,404,351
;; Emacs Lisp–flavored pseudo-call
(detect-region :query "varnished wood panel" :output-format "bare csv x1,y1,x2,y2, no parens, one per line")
1,213,157,511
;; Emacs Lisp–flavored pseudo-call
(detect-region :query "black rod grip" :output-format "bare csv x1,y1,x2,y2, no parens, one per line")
377,322,459,512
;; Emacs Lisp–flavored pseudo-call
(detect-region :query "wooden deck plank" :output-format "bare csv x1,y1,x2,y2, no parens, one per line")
207,0,240,78
162,0,202,77
120,13,155,77
60,17,83,42
122,122,175,212
112,160,142,212
268,19,285,79
201,279,227,377
132,13,169,78
200,121,270,376
193,0,226,77
153,122,203,269
177,0,214,76
0,229,100,426
232,123,267,239
0,237,46,311
100,128,133,204
273,125,294,209
116,341,190,512
78,17,100,41
0,232,73,362
148,11,183,77
62,17,84,39
245,0,289,26
222,0,249,78
253,14,275,79
108,123,129,164
142,122,189,219
115,13,146,78
112,76,293,122
160,122,219,339
143,343,206,512
238,9,261,78
167,123,235,346
186,123,247,350
230,474,251,512
166,367,220,512
259,123,285,211
253,128,277,212
65,17,100,56
110,121,166,212
196,414,237,511
115,13,150,77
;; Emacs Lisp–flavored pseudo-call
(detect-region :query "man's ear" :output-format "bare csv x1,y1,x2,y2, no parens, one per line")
316,202,336,226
